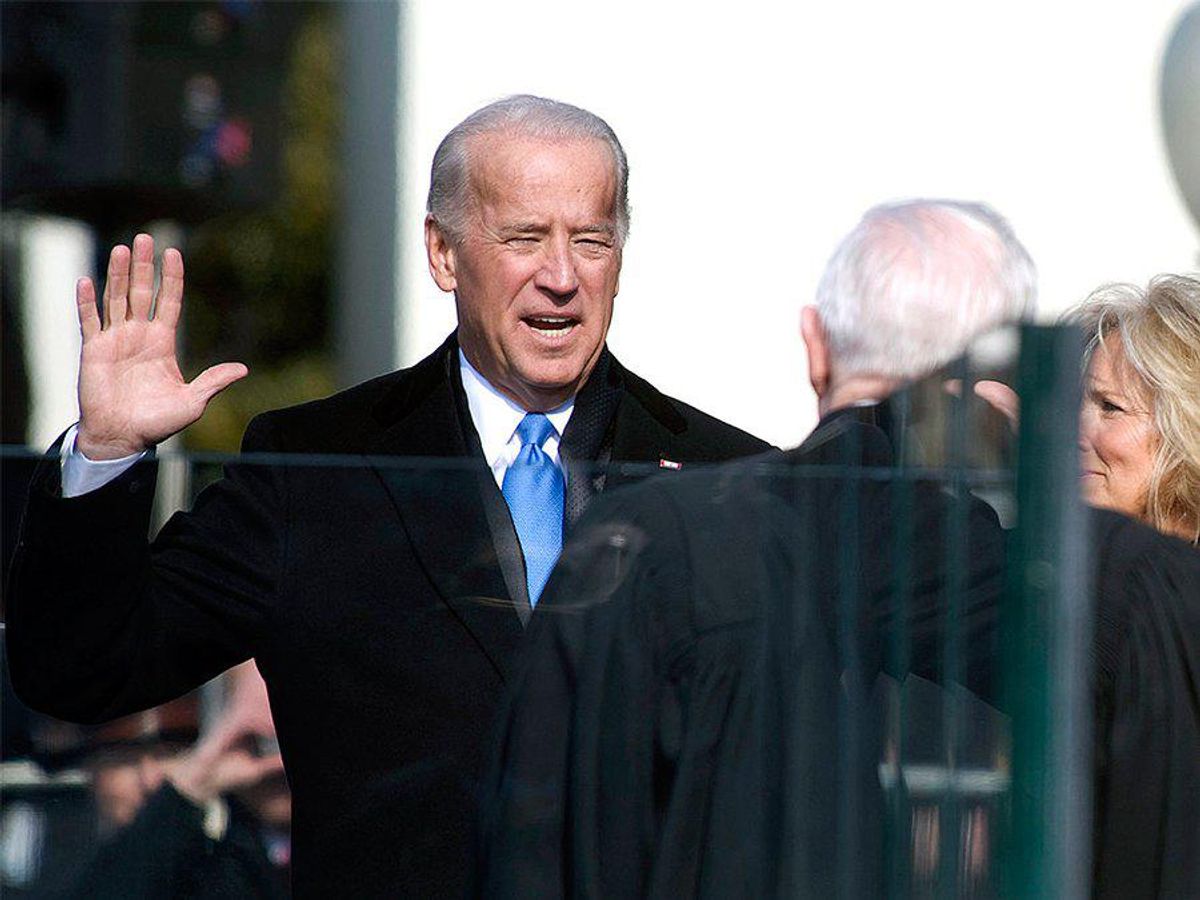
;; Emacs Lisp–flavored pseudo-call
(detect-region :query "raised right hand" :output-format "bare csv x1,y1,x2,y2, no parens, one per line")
75,233,247,460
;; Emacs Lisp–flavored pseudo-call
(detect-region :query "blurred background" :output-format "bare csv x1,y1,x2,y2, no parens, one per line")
3,1,338,454
3,0,1198,456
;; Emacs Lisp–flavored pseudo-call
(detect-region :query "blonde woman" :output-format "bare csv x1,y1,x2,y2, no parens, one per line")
976,274,1200,542
1073,274,1200,544
1069,275,1200,898
974,275,1200,895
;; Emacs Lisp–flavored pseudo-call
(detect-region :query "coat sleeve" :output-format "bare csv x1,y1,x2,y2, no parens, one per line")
5,416,283,723
1091,516,1200,899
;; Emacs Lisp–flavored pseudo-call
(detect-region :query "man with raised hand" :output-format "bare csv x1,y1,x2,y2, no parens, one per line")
6,95,767,897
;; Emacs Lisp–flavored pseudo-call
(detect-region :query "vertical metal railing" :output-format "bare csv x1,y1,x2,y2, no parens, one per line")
837,423,866,899
884,387,915,899
937,354,972,899
1003,324,1092,898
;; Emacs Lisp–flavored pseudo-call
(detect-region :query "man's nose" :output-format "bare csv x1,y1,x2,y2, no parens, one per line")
535,239,579,300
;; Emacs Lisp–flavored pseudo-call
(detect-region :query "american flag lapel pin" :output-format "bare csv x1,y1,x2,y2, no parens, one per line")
658,458,682,470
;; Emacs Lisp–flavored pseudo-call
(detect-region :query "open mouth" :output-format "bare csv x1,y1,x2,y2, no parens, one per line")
523,316,578,339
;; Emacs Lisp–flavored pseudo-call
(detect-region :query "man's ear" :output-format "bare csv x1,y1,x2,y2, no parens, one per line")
800,305,830,400
425,216,457,292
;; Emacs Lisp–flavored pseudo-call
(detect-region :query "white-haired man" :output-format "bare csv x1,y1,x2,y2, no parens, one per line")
480,199,1035,896
801,199,1035,418
6,96,767,897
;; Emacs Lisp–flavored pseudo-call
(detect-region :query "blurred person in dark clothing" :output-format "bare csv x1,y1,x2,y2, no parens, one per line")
479,199,1036,897
1089,507,1200,899
74,662,291,899
979,273,1200,896
1070,275,1200,898
5,95,766,897
88,743,176,836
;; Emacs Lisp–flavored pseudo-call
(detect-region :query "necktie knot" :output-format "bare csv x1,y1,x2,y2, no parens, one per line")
515,413,555,449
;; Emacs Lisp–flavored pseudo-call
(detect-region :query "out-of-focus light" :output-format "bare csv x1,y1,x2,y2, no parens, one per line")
183,74,222,130
215,118,253,167
191,9,228,46
19,216,93,447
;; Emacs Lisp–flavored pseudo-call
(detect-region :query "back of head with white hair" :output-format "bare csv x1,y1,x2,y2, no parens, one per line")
815,200,1036,380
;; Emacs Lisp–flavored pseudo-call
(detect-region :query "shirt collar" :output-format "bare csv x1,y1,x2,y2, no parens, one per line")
458,350,574,466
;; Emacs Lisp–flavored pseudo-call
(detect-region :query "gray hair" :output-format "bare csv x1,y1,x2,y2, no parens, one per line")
815,199,1037,379
426,94,630,246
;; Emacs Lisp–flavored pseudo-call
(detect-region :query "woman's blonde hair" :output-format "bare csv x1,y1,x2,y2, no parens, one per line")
1071,274,1200,543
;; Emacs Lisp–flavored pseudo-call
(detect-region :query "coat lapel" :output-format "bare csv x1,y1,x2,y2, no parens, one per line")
604,360,689,491
366,338,523,680
558,350,622,530
359,341,697,677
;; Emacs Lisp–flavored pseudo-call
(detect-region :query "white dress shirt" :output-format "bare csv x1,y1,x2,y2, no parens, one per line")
458,350,573,488
60,349,574,497
60,424,144,498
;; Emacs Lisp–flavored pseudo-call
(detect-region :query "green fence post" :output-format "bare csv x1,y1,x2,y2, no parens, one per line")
1003,324,1092,898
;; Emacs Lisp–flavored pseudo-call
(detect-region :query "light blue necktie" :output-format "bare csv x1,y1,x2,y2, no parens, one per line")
502,413,565,607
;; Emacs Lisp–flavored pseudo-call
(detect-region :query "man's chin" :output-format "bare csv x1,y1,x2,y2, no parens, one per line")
513,369,590,411
511,351,605,405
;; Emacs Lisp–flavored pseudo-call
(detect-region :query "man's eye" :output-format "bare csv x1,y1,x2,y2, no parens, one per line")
505,237,537,246
1101,398,1124,413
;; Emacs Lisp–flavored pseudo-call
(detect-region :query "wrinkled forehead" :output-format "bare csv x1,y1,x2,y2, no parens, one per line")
1089,333,1151,399
464,132,618,211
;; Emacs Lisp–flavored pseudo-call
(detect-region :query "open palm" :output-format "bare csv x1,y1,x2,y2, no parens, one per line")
75,234,247,459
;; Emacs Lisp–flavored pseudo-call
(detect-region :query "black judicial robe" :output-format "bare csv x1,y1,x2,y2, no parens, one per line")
1091,510,1200,899
479,409,1007,897
481,410,1200,898
5,334,768,898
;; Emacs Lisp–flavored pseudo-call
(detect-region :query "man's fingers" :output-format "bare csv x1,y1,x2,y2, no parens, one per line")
128,233,155,320
190,362,249,406
239,753,286,790
76,277,100,340
253,753,286,779
102,244,131,327
221,753,286,794
156,248,185,328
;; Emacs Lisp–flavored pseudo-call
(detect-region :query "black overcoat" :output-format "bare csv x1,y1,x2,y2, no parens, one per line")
5,333,768,897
